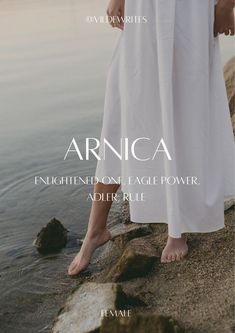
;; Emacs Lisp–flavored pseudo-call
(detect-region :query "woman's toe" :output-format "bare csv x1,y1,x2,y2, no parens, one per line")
68,266,74,275
69,265,79,276
166,255,172,263
176,252,181,261
168,254,172,262
68,261,79,275
68,266,73,275
161,253,167,263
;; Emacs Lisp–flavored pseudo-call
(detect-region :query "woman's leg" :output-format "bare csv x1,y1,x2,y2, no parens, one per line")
161,234,188,263
68,182,120,276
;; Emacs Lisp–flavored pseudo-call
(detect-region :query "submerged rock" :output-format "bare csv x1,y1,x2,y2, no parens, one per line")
107,238,160,282
33,218,68,254
52,282,131,333
100,313,182,333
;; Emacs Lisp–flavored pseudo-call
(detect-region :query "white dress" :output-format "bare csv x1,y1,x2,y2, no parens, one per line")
95,0,235,238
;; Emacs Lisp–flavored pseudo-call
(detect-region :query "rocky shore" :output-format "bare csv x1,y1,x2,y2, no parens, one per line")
49,198,234,333
49,57,235,333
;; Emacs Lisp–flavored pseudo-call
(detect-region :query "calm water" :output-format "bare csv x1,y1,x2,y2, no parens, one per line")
0,0,118,261
0,1,234,332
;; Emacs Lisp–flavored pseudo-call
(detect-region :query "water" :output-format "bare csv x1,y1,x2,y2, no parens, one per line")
0,0,119,262
0,1,120,332
0,1,234,332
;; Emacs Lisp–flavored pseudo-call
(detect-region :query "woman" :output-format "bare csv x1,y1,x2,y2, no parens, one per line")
68,0,235,276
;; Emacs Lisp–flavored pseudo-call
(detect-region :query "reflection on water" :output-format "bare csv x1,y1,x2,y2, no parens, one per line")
0,0,234,332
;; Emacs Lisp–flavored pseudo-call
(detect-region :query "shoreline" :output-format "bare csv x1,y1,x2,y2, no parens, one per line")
51,200,235,333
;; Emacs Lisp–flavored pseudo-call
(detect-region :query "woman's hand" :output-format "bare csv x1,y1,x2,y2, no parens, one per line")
214,0,235,36
106,0,125,30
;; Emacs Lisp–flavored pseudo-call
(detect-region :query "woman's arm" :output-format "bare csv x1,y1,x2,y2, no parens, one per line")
106,0,125,30
214,0,235,36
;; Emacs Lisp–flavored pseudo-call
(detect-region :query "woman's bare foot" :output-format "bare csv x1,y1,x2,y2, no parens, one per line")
68,228,112,276
161,234,188,263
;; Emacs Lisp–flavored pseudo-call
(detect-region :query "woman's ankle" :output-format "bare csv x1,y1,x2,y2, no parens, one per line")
86,226,109,239
168,234,187,242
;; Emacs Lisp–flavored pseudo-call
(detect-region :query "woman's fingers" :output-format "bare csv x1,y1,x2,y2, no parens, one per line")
114,11,124,30
106,0,125,30
107,11,123,29
106,9,115,28
119,3,125,29
107,10,118,28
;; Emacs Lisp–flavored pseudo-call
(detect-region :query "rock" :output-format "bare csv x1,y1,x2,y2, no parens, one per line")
33,218,68,254
66,236,83,249
224,197,235,211
121,200,131,224
107,238,160,282
224,56,235,134
225,206,235,227
94,239,123,269
52,282,132,333
100,313,182,333
110,222,153,249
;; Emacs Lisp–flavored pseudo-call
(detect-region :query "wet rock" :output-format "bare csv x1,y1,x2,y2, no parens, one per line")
110,222,153,249
100,313,183,333
107,238,160,282
33,218,68,254
65,230,84,250
116,291,147,308
94,239,123,270
224,56,235,134
52,282,129,333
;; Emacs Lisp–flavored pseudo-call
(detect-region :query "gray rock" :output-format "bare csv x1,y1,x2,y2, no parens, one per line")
33,218,68,254
107,238,160,282
100,313,183,333
121,200,131,224
94,239,123,269
110,222,153,249
225,206,235,227
224,198,235,212
52,283,126,333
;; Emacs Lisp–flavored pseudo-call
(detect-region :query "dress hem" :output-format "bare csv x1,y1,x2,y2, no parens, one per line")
129,219,225,238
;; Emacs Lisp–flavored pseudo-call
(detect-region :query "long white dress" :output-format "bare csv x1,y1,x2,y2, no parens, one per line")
95,0,235,238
